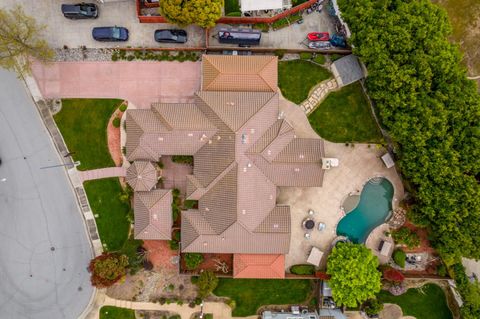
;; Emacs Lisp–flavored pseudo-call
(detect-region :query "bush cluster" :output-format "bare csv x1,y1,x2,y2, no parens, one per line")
184,253,204,270
393,249,406,268
391,227,420,249
290,264,315,275
111,50,201,62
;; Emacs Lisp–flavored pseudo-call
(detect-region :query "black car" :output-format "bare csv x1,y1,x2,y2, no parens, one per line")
92,26,129,42
61,3,98,19
154,29,187,43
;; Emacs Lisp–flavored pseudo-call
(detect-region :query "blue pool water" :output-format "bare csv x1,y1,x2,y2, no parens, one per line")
336,177,394,243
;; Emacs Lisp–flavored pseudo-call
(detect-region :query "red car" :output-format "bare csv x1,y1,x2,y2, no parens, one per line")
307,32,330,41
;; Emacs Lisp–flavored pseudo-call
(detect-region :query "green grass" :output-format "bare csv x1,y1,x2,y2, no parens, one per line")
54,99,122,171
308,82,383,143
84,178,131,251
377,284,453,319
224,0,240,15
214,279,313,317
100,306,135,319
278,60,331,104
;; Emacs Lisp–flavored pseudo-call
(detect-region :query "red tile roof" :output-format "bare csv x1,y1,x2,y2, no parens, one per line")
233,254,285,279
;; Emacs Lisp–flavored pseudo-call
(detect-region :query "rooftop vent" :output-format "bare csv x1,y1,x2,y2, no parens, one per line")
188,133,193,137
158,137,164,141
294,168,300,172
153,214,158,221
299,154,304,159
250,128,255,134
247,163,252,168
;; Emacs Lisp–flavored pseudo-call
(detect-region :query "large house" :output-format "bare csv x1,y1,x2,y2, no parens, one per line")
125,55,325,278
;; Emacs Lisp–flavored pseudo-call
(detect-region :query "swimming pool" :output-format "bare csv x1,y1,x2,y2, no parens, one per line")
336,177,394,243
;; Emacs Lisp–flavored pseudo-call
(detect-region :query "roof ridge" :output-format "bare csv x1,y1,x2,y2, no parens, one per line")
258,57,278,92
236,92,278,133
203,56,222,91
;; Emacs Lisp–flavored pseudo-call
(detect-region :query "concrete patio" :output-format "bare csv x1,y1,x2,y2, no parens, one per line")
279,142,404,270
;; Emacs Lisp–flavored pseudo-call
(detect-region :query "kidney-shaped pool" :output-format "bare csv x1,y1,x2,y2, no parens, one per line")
336,177,394,243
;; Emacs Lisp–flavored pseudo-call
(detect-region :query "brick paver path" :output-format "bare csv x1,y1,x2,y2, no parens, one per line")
79,167,126,183
31,61,201,108
143,240,178,270
299,78,338,114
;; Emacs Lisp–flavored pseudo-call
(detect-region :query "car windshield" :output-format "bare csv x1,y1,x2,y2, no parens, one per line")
112,27,121,39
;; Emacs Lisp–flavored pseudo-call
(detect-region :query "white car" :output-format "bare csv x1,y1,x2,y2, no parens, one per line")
308,41,332,50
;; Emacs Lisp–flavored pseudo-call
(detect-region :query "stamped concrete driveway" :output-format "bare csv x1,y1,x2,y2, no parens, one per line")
0,69,93,319
31,61,201,108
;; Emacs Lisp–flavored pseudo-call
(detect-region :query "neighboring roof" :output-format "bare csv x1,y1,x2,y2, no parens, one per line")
319,309,347,319
234,254,285,278
134,189,172,240
202,55,278,92
331,55,364,87
127,55,325,255
262,311,319,319
240,0,284,12
126,161,158,191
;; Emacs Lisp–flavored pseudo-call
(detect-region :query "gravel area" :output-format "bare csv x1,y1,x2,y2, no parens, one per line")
54,48,113,62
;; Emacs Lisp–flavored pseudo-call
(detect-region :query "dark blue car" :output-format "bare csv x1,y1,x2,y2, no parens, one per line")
92,26,129,42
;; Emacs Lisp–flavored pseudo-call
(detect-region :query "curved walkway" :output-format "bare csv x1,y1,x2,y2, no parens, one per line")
299,78,338,114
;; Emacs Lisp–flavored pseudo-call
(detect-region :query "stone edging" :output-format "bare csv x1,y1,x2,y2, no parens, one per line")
299,78,339,114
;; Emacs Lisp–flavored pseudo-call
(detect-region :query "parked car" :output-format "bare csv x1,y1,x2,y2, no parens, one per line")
154,29,187,43
61,3,98,19
308,41,332,50
307,32,329,41
329,34,347,48
92,26,129,42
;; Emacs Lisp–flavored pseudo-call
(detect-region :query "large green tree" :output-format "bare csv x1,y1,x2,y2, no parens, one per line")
326,242,382,308
0,5,54,74
338,0,480,260
159,0,223,28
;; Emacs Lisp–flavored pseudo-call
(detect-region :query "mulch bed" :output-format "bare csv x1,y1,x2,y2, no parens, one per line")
180,253,233,275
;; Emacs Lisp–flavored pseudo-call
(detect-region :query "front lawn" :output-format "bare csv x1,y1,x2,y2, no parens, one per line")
308,82,383,143
84,178,131,251
278,60,331,104
54,99,122,171
377,284,453,319
100,306,135,319
214,278,313,317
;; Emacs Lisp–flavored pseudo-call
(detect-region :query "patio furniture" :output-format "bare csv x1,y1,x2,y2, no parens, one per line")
304,233,311,240
307,247,324,266
303,218,315,230
322,158,339,170
318,222,326,231
378,240,392,257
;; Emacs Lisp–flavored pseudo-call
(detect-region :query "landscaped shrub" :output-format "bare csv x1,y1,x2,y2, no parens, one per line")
226,11,241,16
274,49,286,59
329,54,342,62
383,267,405,283
437,264,447,277
392,227,420,249
393,249,406,268
363,298,383,316
253,23,269,32
169,239,179,250
172,155,194,165
196,270,218,298
184,253,204,270
183,200,198,210
299,52,312,60
169,315,181,319
88,253,129,287
290,264,315,275
313,54,325,64
112,117,121,128
119,103,127,112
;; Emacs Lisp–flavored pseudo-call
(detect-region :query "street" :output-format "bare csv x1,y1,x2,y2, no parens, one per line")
0,69,94,319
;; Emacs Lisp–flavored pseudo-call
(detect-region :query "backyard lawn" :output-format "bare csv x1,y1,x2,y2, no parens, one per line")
278,60,331,104
377,284,453,319
54,98,122,171
308,82,383,143
84,177,131,251
214,278,313,317
100,306,135,319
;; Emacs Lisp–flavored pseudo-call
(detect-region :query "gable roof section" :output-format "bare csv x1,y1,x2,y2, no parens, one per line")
126,161,158,191
202,55,278,92
233,254,285,278
134,189,172,240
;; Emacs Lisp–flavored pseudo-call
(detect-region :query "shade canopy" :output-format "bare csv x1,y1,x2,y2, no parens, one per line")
307,247,324,266
240,0,283,12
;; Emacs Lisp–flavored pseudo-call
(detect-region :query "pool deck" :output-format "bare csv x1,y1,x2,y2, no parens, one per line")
278,142,404,270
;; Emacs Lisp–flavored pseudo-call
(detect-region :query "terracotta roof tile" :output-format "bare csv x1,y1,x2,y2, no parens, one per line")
126,161,158,191
202,55,277,92
134,190,172,240
233,254,285,278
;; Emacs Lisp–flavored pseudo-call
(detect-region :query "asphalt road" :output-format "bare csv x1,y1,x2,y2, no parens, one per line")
0,69,94,319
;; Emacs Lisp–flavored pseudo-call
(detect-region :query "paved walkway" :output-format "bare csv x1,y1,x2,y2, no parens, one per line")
31,61,201,108
299,78,338,114
79,167,127,183
108,105,125,167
